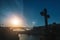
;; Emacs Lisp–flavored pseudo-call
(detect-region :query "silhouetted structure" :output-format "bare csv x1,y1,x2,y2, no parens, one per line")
40,8,50,40
40,8,50,28
32,23,58,40
0,23,60,40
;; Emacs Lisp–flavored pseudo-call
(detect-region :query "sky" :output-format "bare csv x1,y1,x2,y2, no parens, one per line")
0,0,60,27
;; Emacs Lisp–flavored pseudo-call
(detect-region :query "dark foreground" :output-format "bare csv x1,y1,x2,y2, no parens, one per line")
0,23,60,40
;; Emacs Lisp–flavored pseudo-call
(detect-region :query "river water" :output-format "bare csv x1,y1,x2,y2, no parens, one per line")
18,34,40,40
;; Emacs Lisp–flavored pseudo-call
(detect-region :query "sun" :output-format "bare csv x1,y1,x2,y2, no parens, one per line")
11,18,20,26
8,15,24,27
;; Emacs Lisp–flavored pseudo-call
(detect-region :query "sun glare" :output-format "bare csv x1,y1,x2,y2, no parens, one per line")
7,15,24,27
11,18,20,26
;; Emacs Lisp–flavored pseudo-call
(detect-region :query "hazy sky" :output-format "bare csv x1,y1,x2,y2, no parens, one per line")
0,0,60,27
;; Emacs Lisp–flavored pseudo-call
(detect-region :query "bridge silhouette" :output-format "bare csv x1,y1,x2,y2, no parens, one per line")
0,26,41,35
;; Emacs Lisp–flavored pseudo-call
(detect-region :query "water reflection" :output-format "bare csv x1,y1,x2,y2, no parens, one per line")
18,34,40,40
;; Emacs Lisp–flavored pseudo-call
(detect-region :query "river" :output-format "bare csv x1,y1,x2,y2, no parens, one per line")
18,34,40,40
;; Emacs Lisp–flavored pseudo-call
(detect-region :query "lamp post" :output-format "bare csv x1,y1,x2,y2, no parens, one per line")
40,8,50,40
40,8,50,28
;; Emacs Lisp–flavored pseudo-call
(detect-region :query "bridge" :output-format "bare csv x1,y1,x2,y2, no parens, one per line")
0,26,42,35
